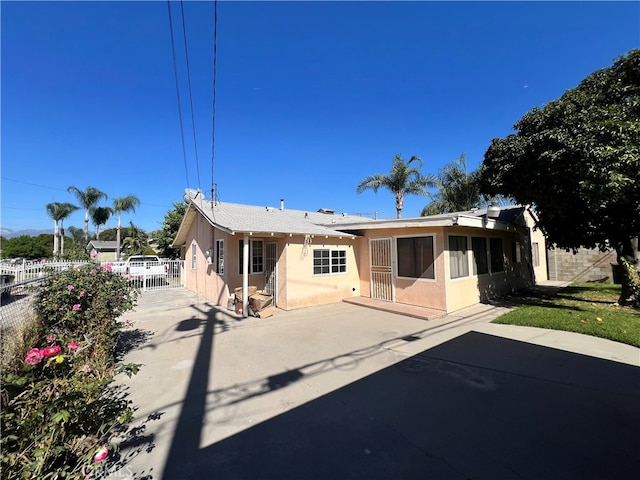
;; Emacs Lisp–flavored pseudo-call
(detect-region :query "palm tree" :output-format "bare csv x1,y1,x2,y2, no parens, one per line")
357,154,436,219
45,202,63,258
121,221,148,257
112,195,141,261
420,154,502,216
67,186,108,243
57,203,79,256
89,206,113,240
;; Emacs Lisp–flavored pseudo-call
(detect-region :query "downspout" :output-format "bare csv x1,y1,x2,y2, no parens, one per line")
243,234,249,317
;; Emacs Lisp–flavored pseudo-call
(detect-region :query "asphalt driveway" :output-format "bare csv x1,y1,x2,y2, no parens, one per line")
109,289,640,480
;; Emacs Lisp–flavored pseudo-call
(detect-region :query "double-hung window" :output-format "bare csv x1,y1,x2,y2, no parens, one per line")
449,235,469,279
239,239,264,274
313,249,347,275
396,236,435,279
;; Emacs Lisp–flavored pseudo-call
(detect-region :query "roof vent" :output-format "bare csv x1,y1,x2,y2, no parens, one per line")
487,198,501,218
318,208,335,215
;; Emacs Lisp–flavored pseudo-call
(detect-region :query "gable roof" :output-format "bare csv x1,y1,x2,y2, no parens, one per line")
173,192,374,246
87,240,118,251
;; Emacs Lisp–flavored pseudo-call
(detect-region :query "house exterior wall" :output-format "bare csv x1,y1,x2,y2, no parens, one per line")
547,248,616,282
281,238,361,310
90,248,117,262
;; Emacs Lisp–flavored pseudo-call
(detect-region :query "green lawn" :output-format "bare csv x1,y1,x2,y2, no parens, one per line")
492,283,640,348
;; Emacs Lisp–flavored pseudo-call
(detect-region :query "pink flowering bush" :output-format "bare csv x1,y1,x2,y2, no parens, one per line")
1,263,140,478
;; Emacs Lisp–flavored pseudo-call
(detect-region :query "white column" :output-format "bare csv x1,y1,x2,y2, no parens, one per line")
243,234,249,317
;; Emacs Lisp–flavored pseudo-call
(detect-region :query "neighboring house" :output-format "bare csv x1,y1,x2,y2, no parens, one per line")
173,190,547,315
86,240,119,262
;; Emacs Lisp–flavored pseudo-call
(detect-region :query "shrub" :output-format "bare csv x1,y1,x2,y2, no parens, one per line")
1,263,140,479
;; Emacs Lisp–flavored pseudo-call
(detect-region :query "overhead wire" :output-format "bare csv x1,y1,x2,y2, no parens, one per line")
179,0,202,192
167,0,190,188
210,0,218,204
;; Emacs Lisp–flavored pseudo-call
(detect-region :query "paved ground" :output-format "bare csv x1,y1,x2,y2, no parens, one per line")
108,289,640,480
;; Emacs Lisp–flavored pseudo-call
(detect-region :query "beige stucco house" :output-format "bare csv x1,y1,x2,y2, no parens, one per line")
86,240,119,262
173,190,547,316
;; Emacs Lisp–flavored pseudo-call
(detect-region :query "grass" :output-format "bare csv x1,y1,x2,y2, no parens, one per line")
492,283,640,348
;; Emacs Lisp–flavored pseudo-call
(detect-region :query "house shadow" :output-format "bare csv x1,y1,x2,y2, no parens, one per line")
161,330,640,480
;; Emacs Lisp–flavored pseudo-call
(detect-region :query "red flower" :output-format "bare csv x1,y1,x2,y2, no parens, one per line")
41,345,62,357
67,341,79,350
93,445,109,462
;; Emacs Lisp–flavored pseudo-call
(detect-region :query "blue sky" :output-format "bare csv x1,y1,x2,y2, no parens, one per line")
2,1,638,234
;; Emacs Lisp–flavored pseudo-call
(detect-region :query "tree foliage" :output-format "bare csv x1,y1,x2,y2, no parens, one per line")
0,235,53,259
357,154,436,218
153,201,187,259
421,153,490,215
89,206,113,240
67,186,108,243
479,49,640,304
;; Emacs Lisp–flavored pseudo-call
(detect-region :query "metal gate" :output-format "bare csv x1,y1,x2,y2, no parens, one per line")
370,238,393,301
264,242,277,303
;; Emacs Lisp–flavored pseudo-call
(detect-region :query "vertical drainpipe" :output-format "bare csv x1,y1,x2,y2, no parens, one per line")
243,234,249,317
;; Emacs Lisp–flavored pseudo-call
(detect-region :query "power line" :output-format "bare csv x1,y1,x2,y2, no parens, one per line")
167,0,191,189
180,0,201,192
211,0,218,203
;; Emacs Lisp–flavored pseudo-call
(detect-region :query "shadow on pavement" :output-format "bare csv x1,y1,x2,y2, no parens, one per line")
163,331,640,480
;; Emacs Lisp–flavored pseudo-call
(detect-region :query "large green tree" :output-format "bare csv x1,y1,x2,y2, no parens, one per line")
153,201,187,259
0,234,53,259
67,186,108,243
357,154,436,218
112,195,141,260
480,49,640,305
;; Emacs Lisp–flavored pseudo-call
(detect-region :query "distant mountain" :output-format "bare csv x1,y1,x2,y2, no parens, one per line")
1,228,51,239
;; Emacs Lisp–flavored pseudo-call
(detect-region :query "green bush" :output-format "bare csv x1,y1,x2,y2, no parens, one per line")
1,263,140,479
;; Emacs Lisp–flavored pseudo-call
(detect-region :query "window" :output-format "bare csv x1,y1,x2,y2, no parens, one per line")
472,237,489,275
490,238,504,272
238,239,264,274
313,249,347,275
397,236,435,279
511,241,522,263
216,239,224,275
191,244,197,270
449,236,469,279
532,242,540,267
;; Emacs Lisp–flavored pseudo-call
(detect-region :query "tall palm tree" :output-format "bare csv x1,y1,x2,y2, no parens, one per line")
67,186,108,243
45,202,63,258
357,154,436,219
89,206,113,240
57,203,79,256
121,221,147,257
113,195,141,260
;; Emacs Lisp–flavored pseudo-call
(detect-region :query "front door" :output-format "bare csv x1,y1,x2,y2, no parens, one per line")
264,242,277,304
370,238,394,301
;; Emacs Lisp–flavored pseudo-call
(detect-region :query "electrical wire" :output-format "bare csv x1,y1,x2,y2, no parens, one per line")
180,0,201,192
167,0,190,188
210,0,218,203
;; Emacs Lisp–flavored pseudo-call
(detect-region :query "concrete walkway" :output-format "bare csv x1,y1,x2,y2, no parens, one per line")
108,289,640,480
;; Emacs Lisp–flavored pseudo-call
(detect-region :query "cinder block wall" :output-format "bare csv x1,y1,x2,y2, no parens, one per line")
546,248,616,282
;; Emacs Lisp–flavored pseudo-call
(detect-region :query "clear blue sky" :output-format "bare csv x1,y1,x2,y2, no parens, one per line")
2,1,638,234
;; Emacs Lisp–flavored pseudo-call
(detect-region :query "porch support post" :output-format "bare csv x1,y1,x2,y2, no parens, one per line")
243,234,249,317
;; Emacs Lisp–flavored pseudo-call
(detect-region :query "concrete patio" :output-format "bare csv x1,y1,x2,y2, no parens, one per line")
108,289,640,479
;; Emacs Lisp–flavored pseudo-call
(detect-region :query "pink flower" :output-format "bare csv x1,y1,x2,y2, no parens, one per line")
72,304,81,311
46,335,55,343
80,291,86,297
25,348,44,365
41,345,62,357
41,259,46,264
79,364,92,373
93,446,109,463
67,285,74,291
90,270,96,276
105,264,112,272
67,341,79,350
91,252,98,258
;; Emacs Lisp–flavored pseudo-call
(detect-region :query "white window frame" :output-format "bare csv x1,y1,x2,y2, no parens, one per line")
191,243,197,270
216,239,224,275
313,248,347,276
238,239,264,274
